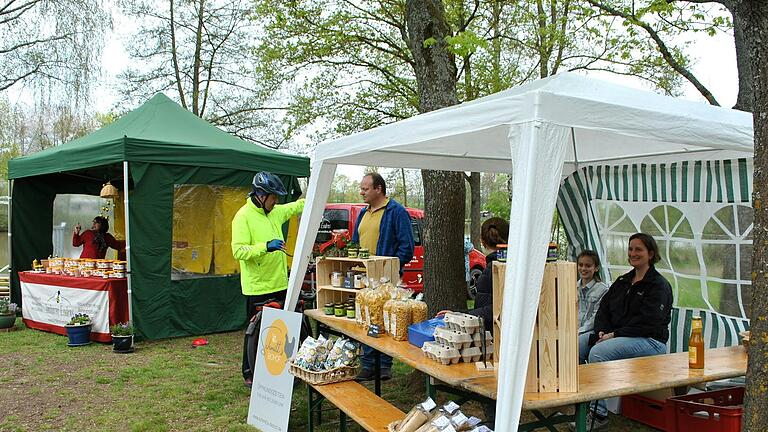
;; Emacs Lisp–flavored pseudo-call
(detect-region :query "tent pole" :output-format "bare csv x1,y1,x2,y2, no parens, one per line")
7,180,11,274
122,161,134,325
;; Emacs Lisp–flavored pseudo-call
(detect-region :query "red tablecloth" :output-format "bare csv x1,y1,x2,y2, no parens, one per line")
19,272,129,342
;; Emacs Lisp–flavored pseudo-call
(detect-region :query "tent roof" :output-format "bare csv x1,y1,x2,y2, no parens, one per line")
9,93,309,179
313,72,753,174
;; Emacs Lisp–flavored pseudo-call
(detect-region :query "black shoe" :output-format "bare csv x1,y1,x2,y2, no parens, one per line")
380,368,392,381
355,368,376,382
355,368,392,382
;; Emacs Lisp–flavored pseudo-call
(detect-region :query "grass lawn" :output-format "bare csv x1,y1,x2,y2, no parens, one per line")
1,319,657,432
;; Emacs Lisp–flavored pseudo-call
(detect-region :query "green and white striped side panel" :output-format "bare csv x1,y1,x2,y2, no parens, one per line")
556,158,753,269
668,307,750,354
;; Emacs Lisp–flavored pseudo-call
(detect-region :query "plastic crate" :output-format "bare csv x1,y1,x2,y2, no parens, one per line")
668,387,744,432
407,317,445,348
621,394,673,431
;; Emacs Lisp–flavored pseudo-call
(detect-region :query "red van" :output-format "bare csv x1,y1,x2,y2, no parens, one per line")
313,203,487,296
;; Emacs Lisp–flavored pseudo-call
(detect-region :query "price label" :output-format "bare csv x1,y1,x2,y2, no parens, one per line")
367,324,381,337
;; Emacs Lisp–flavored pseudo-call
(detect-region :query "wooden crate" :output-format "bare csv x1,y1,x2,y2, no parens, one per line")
493,261,578,393
315,256,399,311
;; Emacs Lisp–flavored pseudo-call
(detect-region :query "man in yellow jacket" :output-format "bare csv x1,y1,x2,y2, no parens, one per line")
231,171,304,387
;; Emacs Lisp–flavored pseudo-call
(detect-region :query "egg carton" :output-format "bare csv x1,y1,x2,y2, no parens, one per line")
459,346,493,363
433,327,473,350
443,312,482,334
422,341,460,365
472,331,494,348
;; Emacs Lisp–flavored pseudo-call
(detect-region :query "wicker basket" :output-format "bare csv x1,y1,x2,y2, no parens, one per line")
289,362,358,385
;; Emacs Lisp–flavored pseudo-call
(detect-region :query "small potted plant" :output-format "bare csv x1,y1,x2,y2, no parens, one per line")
110,322,134,353
64,313,93,346
0,298,18,329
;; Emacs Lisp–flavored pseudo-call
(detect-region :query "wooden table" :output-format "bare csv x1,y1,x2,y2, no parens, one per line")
19,271,129,343
306,309,748,431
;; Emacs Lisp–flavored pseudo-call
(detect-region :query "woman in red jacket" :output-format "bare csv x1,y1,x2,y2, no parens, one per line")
72,216,125,259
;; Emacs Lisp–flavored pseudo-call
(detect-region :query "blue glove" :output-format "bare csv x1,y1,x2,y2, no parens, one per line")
266,239,285,252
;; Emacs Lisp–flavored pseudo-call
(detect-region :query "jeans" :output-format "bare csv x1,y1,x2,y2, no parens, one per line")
360,345,393,371
579,333,667,416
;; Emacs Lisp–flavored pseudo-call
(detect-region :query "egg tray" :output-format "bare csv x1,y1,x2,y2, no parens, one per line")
472,331,494,348
433,327,473,350
421,341,460,365
443,312,482,334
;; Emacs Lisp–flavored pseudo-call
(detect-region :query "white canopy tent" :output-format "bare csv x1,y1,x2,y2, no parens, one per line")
284,72,754,430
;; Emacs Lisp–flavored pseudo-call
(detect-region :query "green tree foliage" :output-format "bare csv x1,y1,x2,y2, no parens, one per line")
251,0,728,147
327,174,361,203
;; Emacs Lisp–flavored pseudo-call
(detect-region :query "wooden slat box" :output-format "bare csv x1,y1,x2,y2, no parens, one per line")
315,256,400,310
493,261,578,393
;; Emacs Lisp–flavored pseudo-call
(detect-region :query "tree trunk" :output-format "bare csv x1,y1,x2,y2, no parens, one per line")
169,0,187,110
737,0,768,429
731,9,754,112
401,168,408,207
405,0,466,314
191,0,206,116
469,172,481,249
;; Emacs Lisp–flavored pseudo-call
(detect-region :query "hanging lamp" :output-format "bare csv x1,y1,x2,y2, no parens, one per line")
100,181,119,199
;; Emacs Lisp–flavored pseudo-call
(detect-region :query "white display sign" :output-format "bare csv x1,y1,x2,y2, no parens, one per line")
247,307,302,432
20,281,110,334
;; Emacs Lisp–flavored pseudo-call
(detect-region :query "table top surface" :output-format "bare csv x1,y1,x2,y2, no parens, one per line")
19,271,127,282
306,309,748,410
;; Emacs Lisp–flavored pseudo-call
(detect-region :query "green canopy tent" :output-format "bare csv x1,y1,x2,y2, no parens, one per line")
8,93,310,339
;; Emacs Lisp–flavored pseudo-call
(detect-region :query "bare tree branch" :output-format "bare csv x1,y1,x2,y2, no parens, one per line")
585,0,719,105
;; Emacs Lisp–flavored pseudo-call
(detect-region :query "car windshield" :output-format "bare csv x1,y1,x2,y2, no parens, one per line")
316,209,349,243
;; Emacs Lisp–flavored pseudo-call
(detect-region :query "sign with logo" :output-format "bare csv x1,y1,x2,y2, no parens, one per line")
247,307,302,432
20,281,111,337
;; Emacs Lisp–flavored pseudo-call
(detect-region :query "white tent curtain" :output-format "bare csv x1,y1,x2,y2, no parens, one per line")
498,121,570,427
283,73,754,431
285,162,337,311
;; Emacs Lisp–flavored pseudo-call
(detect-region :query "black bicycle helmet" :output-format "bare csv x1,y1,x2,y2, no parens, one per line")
249,171,288,196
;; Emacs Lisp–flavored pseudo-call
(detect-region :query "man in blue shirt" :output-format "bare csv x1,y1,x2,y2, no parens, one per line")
352,172,414,381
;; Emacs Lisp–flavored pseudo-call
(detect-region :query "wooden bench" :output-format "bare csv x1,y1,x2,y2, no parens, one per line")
307,380,405,432
669,307,750,353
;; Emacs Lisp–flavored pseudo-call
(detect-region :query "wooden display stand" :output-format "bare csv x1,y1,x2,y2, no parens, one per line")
493,261,578,393
315,256,400,313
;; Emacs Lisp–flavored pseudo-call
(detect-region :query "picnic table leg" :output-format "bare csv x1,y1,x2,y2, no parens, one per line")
374,349,381,396
426,375,436,400
575,402,588,432
307,383,314,432
339,411,347,432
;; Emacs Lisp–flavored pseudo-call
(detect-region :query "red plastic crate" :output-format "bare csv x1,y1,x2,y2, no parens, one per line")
668,387,744,432
621,394,673,431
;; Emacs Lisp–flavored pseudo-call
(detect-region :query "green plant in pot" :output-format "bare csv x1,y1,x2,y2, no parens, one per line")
110,322,134,353
64,313,93,346
0,298,18,329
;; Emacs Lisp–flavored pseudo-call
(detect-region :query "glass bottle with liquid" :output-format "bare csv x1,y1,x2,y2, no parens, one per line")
688,316,705,369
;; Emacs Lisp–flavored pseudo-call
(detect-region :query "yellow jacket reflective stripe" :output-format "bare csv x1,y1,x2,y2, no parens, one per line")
231,197,305,296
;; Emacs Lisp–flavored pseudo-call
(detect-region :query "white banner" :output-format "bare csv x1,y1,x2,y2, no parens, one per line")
247,308,302,432
20,281,110,334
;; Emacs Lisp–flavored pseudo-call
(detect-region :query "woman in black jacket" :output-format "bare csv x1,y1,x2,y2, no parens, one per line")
438,217,508,331
577,232,673,428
